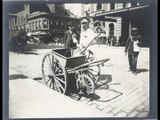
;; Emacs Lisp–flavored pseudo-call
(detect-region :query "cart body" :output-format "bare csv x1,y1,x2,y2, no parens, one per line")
42,47,109,96
52,48,86,69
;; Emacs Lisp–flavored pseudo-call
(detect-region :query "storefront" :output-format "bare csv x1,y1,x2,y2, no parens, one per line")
91,3,156,47
28,12,80,43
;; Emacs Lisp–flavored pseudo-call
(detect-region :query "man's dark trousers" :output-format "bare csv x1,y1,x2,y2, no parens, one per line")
128,52,139,72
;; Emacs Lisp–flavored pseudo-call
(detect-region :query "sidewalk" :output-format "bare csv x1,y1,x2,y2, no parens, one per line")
9,69,106,118
9,46,150,118
78,46,150,117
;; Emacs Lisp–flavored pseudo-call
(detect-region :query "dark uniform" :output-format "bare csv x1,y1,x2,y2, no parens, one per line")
124,27,142,74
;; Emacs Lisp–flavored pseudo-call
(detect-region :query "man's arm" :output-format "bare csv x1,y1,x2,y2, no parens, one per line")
124,36,131,53
137,35,142,46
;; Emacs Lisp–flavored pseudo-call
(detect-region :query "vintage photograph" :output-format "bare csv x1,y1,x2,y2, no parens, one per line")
5,0,157,118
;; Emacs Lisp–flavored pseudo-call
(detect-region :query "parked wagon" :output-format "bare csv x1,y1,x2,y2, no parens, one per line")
42,47,109,97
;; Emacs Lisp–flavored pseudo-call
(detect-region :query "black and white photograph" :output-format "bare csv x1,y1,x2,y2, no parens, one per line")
3,0,157,119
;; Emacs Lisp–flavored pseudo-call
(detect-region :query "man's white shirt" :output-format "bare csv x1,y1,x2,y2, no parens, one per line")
80,28,95,47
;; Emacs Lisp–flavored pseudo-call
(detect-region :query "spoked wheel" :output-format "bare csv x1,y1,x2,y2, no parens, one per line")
86,65,101,83
42,53,67,94
76,73,95,95
84,50,101,83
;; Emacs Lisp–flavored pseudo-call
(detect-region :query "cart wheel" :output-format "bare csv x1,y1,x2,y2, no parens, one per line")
76,73,95,95
86,65,101,83
42,53,67,94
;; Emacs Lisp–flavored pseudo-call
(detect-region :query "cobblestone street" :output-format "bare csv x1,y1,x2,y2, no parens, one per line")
79,46,149,117
9,45,150,118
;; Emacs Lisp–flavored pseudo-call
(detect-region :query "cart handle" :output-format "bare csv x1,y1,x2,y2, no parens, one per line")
72,58,110,71
80,31,103,55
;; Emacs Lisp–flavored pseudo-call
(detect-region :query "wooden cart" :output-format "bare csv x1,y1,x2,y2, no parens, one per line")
42,48,109,96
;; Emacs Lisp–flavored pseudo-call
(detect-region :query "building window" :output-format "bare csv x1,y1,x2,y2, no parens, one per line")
78,24,80,28
10,19,12,28
29,22,31,31
50,21,53,25
15,18,17,26
97,3,102,10
27,28,29,32
50,20,54,28
21,15,23,25
43,19,48,28
102,21,105,27
125,3,131,8
61,21,64,26
109,23,114,37
56,21,59,26
39,20,41,29
13,19,15,27
26,14,28,23
138,2,144,5
12,19,14,27
110,3,115,10
32,22,34,30
35,21,38,30
17,17,19,25
131,3,137,7
123,3,126,8
23,16,26,24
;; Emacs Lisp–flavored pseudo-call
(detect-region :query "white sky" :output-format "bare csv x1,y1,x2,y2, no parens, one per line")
64,3,83,18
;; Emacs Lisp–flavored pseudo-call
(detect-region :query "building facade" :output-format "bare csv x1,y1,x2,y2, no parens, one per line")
28,12,80,37
9,4,30,32
81,2,151,46
9,3,80,42
8,2,154,46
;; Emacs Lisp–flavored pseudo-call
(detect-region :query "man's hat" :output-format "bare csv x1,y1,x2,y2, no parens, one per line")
93,20,101,27
80,16,90,23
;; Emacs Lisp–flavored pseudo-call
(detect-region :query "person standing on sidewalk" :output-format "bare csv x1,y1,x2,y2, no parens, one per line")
124,27,142,75
74,17,95,58
78,17,95,50
76,17,105,59
64,23,78,49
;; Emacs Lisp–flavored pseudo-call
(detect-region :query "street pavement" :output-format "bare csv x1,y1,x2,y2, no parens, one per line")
9,45,150,118
9,68,107,118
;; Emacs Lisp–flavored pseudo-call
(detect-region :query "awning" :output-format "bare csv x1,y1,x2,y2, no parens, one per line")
27,31,47,36
93,4,150,18
93,16,117,22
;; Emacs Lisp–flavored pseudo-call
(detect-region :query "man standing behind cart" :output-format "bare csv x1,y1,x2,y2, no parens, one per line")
79,17,95,49
75,17,96,60
76,17,105,60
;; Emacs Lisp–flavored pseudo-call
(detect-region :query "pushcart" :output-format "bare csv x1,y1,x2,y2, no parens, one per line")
42,47,109,96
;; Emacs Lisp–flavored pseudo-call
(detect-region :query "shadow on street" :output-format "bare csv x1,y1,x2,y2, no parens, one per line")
137,68,149,74
33,77,43,80
93,74,123,102
9,74,28,80
23,50,39,55
96,74,112,89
